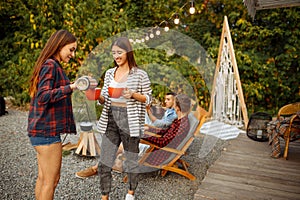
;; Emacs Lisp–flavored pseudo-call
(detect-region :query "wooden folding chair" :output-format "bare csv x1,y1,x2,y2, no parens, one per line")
138,106,207,180
277,102,300,159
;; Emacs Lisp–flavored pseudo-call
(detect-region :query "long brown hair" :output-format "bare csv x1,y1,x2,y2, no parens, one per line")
29,30,77,97
111,37,137,70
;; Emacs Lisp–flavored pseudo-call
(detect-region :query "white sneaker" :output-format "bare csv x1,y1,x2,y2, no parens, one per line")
125,193,135,200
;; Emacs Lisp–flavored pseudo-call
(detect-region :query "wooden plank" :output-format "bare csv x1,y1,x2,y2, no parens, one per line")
198,182,288,200
207,15,226,117
95,135,101,155
201,177,300,200
195,186,253,200
226,134,300,163
198,181,297,200
217,140,300,163
244,0,300,18
205,173,300,194
82,133,88,156
212,155,300,179
210,159,300,182
256,0,300,10
194,132,300,200
88,132,96,156
75,138,84,155
209,164,300,185
218,151,300,171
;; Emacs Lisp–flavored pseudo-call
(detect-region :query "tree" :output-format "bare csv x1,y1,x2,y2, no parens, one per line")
0,0,299,115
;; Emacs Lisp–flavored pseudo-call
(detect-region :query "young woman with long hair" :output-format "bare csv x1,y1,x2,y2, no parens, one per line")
96,37,152,200
27,29,78,200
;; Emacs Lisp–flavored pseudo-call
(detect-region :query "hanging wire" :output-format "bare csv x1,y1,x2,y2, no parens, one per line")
156,0,197,31
137,0,206,43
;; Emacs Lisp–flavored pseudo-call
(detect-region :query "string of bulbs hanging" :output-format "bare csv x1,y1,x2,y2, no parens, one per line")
130,0,209,44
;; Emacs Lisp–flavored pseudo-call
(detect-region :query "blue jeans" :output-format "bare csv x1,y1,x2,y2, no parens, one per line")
29,135,61,146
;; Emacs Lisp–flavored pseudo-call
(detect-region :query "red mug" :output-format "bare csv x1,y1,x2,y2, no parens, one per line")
108,87,124,98
85,88,101,100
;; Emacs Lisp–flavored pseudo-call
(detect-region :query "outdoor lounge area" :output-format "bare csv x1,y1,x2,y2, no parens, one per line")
1,106,299,199
1,1,299,199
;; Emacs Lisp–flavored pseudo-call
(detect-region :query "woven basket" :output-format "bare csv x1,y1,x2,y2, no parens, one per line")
247,112,272,142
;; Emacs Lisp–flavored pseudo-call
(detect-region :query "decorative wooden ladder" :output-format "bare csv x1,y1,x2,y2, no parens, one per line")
208,16,249,129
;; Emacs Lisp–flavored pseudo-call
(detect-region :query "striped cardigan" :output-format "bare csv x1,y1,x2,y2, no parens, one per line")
96,67,152,137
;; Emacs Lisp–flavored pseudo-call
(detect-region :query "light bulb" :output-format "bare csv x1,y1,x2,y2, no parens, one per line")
150,33,154,38
174,13,179,25
156,29,161,35
189,0,196,14
189,7,195,14
163,21,169,32
145,35,149,40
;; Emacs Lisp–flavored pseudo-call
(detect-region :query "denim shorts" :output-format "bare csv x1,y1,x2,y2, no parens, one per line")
29,135,61,147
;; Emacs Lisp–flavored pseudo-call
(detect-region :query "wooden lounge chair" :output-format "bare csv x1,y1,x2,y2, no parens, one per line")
138,106,207,180
277,102,300,159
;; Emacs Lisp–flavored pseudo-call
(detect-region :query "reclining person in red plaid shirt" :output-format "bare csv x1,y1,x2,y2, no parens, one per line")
142,94,191,166
75,92,178,179
75,94,191,177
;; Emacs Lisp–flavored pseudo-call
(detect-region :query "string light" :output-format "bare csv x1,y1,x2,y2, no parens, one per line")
149,32,154,38
158,20,170,32
174,13,180,25
164,25,169,32
189,0,196,14
155,28,161,35
135,0,202,43
163,21,169,32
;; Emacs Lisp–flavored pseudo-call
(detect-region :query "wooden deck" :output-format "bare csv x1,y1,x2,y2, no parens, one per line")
194,133,300,200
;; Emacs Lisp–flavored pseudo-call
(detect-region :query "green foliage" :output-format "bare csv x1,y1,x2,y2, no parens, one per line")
0,0,299,116
230,6,300,114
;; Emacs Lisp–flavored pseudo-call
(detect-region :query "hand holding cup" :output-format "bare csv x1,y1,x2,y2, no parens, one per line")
85,88,101,100
122,88,134,99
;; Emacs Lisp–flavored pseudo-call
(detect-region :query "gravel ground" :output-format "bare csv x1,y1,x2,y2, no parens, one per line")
0,109,228,200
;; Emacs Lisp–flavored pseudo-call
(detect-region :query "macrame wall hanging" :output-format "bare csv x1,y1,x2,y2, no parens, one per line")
208,16,249,128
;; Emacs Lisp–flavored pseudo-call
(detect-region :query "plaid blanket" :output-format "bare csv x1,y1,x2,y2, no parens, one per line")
267,112,300,158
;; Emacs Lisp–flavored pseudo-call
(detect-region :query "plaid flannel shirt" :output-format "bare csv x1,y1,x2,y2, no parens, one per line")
143,115,190,165
27,58,76,137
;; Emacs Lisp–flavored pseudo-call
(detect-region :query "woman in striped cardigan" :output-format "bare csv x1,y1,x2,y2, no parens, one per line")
96,37,152,200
